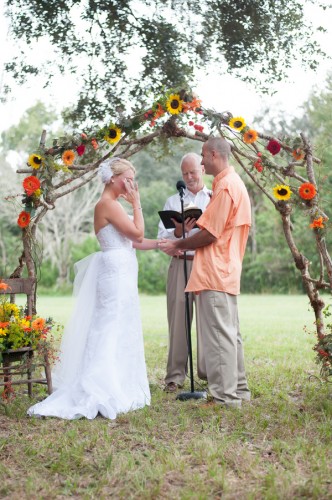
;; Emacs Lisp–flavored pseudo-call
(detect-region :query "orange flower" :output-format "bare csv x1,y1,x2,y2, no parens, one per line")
153,103,165,120
23,175,41,196
91,138,99,150
62,150,75,166
17,211,31,228
243,129,258,144
182,97,202,113
0,281,10,291
298,182,316,200
310,217,325,229
31,318,46,330
292,148,305,161
0,321,9,328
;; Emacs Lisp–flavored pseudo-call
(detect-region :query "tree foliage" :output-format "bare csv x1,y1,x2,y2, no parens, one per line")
2,0,328,124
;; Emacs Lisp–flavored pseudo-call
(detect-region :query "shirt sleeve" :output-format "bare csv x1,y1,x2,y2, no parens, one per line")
196,188,234,238
157,198,177,239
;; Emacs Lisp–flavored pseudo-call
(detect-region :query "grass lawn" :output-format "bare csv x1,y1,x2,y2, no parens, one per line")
0,294,331,499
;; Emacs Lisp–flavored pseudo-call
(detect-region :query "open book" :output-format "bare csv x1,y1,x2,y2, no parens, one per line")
158,206,202,229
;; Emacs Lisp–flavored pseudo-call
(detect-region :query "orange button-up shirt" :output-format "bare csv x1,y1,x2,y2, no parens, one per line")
185,166,251,295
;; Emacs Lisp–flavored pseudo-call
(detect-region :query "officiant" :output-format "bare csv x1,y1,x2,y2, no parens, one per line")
157,152,211,393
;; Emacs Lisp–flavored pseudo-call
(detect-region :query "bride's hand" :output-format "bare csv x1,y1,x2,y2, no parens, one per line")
121,179,141,207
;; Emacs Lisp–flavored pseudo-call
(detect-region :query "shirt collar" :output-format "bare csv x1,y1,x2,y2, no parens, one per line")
185,185,209,196
212,166,235,191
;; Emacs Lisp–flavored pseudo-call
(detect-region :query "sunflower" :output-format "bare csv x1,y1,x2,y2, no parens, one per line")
243,129,258,144
272,184,292,201
62,150,75,166
166,94,183,115
17,211,31,228
229,116,246,131
28,153,43,169
298,182,316,200
104,124,122,144
31,317,46,331
292,148,305,161
23,175,41,196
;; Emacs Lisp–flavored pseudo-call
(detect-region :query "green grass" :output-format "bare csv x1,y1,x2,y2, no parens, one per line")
1,294,331,499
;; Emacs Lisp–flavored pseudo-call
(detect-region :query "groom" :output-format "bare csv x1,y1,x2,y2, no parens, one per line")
160,137,251,408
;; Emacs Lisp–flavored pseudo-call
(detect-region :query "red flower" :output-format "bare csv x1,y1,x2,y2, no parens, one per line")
23,176,41,196
17,211,31,228
76,144,86,156
194,124,204,132
188,121,194,126
266,139,281,156
254,161,263,172
298,183,316,200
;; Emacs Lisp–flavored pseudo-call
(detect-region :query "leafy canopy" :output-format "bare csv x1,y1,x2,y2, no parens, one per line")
2,1,328,123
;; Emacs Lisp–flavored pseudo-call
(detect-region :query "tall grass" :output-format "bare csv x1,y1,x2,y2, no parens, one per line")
1,294,331,499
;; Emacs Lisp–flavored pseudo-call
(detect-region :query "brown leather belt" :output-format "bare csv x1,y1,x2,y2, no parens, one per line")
176,255,194,261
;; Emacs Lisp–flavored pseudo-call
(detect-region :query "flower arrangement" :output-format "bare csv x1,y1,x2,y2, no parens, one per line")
0,282,58,360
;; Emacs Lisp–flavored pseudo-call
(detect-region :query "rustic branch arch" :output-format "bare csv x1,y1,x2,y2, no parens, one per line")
8,89,332,379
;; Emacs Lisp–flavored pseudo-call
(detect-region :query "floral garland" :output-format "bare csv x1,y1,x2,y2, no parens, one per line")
9,88,332,379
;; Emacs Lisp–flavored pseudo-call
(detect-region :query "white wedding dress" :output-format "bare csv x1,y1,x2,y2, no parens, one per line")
28,223,151,419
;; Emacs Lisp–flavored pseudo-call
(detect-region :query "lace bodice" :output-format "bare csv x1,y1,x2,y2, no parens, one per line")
96,224,133,252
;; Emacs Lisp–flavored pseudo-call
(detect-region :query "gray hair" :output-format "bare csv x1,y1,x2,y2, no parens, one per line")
180,152,201,169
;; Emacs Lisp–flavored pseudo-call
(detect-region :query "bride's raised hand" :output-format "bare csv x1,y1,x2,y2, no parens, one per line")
121,178,141,208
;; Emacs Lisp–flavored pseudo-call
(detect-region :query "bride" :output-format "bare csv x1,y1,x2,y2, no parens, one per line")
28,157,159,420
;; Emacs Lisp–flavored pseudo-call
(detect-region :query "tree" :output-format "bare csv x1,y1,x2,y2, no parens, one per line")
2,0,328,124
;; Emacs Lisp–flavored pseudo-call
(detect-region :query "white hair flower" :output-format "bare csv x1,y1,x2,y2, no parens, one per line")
98,157,121,184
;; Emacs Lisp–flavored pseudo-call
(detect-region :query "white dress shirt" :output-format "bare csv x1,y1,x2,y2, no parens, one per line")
157,186,211,255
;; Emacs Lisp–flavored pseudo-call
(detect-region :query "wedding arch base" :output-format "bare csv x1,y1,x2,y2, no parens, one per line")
6,88,332,382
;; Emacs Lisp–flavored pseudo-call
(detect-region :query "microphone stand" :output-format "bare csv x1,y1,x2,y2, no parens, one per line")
176,187,206,401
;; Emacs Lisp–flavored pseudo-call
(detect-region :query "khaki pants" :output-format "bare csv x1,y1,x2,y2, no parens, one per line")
197,290,250,407
165,257,207,385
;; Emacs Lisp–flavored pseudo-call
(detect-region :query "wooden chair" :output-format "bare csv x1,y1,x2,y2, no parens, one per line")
0,278,53,396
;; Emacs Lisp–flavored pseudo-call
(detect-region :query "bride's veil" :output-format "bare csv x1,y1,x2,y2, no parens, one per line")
52,252,101,389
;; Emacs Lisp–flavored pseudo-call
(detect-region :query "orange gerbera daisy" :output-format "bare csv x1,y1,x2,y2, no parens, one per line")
298,182,316,200
31,317,46,330
17,211,31,228
23,175,41,196
0,281,10,291
309,216,325,229
243,129,258,144
62,150,75,166
0,321,9,328
292,148,305,161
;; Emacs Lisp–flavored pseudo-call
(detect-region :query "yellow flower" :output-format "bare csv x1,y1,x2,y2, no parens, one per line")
166,94,183,115
229,116,246,131
273,184,292,201
28,153,43,169
62,150,75,166
104,125,122,144
33,188,42,198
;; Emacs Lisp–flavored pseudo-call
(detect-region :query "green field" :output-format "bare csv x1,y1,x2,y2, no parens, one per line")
1,294,331,499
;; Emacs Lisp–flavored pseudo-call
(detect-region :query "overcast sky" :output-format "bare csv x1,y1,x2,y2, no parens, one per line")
0,0,331,134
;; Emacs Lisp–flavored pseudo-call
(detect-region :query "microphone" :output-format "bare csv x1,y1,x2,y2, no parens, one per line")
176,180,186,195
